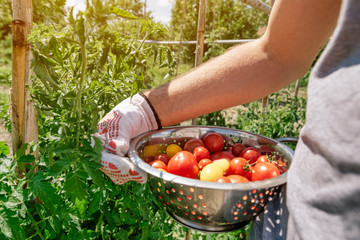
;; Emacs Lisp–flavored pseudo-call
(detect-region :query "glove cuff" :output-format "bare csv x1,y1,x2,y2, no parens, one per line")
133,93,162,130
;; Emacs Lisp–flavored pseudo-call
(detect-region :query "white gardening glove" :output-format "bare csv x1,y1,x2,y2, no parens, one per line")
94,93,162,184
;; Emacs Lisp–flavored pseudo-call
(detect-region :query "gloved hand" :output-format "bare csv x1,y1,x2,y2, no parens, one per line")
94,93,161,184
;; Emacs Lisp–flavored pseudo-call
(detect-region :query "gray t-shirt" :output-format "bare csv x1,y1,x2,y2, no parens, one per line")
251,0,360,239
287,0,360,239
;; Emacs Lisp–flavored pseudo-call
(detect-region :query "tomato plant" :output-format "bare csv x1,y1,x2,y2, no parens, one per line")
167,151,199,178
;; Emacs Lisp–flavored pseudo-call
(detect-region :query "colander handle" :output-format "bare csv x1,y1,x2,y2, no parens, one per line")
275,137,298,144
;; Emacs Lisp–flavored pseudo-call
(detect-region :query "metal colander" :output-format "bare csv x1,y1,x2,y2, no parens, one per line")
128,126,295,232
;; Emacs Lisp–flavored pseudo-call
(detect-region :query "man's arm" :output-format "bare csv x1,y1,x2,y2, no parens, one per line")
145,0,341,127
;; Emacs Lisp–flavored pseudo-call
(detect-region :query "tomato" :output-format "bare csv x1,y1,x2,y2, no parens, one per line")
198,158,213,170
231,143,246,157
167,151,199,179
200,159,229,182
143,156,155,164
228,157,252,180
275,159,288,174
193,146,210,162
149,160,168,171
227,175,250,183
183,138,205,153
155,153,170,165
143,144,167,157
256,155,269,164
214,176,232,183
166,144,183,158
210,151,235,161
203,132,224,153
259,145,276,155
252,162,280,181
240,147,261,164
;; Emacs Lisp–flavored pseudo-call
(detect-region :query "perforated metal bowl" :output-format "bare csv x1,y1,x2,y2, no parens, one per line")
128,126,295,232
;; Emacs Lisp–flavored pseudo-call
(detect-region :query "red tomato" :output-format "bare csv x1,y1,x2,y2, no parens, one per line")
256,155,269,164
155,153,170,165
240,147,261,164
259,145,276,155
193,146,210,162
214,176,232,183
252,162,280,181
143,156,155,164
228,157,252,180
227,175,250,183
149,160,168,171
276,160,288,174
183,138,205,153
167,151,199,179
198,158,213,170
203,132,224,153
231,143,246,157
210,151,235,161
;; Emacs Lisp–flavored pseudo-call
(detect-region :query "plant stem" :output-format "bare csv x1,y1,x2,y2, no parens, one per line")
95,212,104,233
26,208,46,240
75,42,87,154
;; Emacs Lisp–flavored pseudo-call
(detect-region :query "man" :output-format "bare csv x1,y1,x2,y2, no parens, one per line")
96,0,360,239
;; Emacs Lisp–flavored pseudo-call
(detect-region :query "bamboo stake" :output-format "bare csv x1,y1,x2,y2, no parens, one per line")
191,0,207,125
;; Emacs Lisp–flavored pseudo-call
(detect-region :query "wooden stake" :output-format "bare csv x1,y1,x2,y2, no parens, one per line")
194,0,207,68
12,0,38,177
192,0,207,125
11,20,27,154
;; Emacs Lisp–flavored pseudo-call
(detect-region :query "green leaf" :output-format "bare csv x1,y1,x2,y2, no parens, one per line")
0,207,26,240
64,171,88,203
49,155,73,176
0,142,10,156
110,7,139,20
28,172,60,210
15,143,30,159
48,215,61,234
17,154,36,163
74,197,88,218
82,158,106,187
87,190,102,216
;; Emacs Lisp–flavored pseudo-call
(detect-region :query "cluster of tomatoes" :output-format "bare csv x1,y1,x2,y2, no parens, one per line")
141,132,287,183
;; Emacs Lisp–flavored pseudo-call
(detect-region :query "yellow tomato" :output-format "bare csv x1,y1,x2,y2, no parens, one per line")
142,144,167,157
166,144,183,158
200,159,230,182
